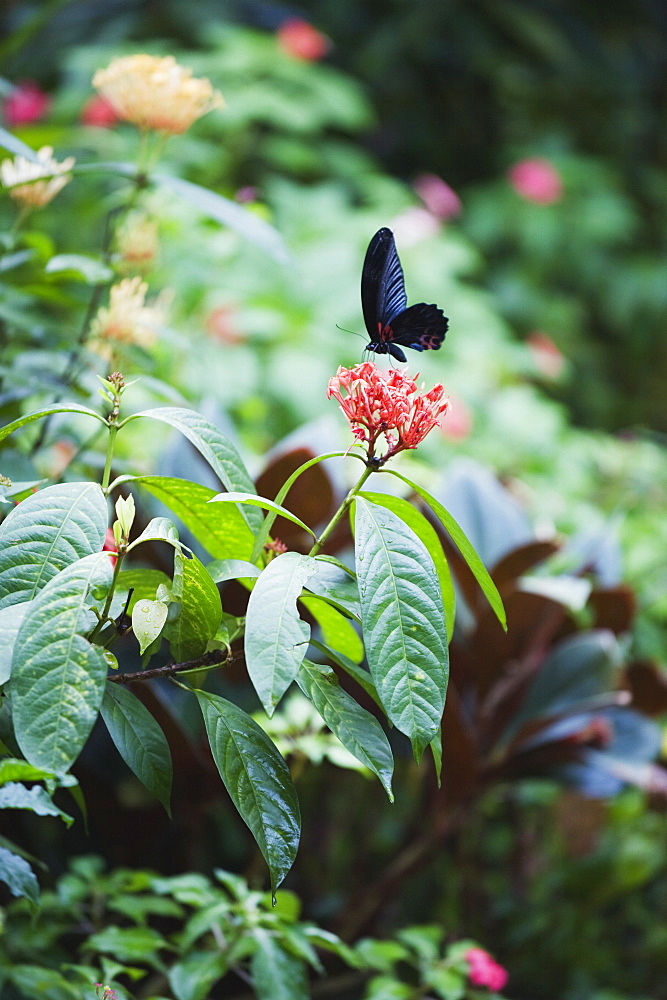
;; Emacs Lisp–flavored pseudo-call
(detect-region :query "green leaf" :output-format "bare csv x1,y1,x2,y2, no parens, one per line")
0,782,73,824
207,558,262,583
101,682,173,815
126,515,182,551
132,598,169,653
131,476,255,560
361,491,455,641
0,602,29,683
299,593,364,663
154,173,290,264
116,568,171,610
85,925,168,967
355,498,449,762
297,659,393,798
45,253,114,284
0,845,39,904
209,491,314,539
163,553,222,662
245,552,317,715
168,951,229,1000
251,928,309,1000
195,690,300,894
12,552,113,775
311,640,381,706
125,407,263,532
0,481,108,610
0,758,54,785
0,403,107,446
386,470,507,631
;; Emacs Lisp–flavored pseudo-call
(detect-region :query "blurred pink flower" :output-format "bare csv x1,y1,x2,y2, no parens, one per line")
526,331,565,380
508,157,562,205
438,394,472,440
205,305,245,345
4,81,50,126
277,18,330,61
465,947,508,992
390,206,440,246
81,94,118,128
413,173,462,220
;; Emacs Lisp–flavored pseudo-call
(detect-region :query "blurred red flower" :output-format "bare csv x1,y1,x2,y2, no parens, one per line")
80,94,118,128
508,157,563,204
465,947,509,992
102,527,118,567
526,331,566,380
4,81,50,126
277,18,330,61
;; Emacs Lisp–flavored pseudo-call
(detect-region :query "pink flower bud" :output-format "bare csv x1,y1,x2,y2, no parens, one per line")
277,18,330,61
508,158,563,205
4,81,50,127
465,947,509,992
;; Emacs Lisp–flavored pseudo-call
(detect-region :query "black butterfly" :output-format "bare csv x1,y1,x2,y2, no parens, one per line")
361,227,448,363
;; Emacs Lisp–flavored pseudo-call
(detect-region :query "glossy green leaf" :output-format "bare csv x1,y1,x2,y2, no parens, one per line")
85,925,168,966
0,602,29,683
0,404,107,446
0,782,73,823
12,552,113,775
251,928,309,1000
0,845,39,904
101,682,173,815
155,173,290,264
116,568,171,611
129,476,256,560
299,593,364,662
355,498,449,762
195,691,301,894
360,491,455,641
125,515,182,552
163,553,222,662
386,470,507,631
209,491,314,539
297,659,393,798
0,758,54,785
0,482,108,610
245,552,317,715
126,407,263,532
311,640,381,706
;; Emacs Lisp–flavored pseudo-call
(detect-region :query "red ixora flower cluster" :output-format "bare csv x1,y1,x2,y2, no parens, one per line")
327,361,449,464
464,947,509,992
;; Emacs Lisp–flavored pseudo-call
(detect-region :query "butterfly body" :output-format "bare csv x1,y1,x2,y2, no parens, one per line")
361,227,448,363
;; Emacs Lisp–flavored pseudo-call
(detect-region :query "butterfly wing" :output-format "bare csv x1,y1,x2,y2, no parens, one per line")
361,228,408,341
388,302,449,353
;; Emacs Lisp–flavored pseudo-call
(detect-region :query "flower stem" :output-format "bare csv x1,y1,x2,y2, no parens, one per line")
308,462,376,557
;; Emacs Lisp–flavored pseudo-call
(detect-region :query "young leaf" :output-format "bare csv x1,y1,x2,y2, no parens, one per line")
360,491,455,640
12,552,113,775
195,691,301,894
101,682,173,816
385,470,507,632
207,558,262,583
0,782,73,824
0,845,40,904
131,598,169,654
355,498,449,762
251,928,309,1000
0,482,108,610
297,659,394,799
125,407,263,532
116,568,171,610
245,552,317,715
130,477,255,560
163,553,222,662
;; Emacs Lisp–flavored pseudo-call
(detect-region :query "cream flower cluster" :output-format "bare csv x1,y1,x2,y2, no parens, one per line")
92,54,224,134
0,146,75,208
90,277,164,352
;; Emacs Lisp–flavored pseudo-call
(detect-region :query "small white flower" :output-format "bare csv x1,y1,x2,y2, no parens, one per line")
0,146,75,208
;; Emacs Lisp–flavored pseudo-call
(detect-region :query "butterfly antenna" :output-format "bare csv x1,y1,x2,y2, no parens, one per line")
336,323,366,342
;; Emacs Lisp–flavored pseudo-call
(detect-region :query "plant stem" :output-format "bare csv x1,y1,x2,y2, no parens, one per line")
308,462,376,557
